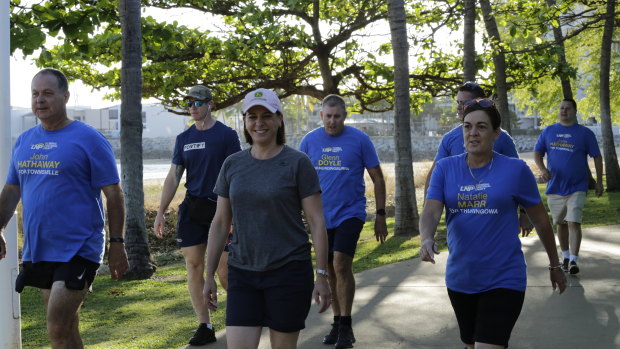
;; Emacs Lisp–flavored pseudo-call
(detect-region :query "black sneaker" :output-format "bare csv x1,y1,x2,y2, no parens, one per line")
569,261,580,275
562,258,570,272
189,324,216,346
323,323,339,344
335,324,355,349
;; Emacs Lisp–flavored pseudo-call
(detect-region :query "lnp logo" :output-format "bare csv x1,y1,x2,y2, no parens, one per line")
31,142,58,150
556,133,572,139
459,183,491,192
321,147,343,153
254,92,263,97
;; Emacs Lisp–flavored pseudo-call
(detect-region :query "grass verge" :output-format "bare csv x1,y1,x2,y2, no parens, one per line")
20,181,619,348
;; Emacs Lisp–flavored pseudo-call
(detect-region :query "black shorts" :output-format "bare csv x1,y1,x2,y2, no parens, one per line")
15,255,100,293
176,199,210,248
447,288,525,347
327,218,364,263
226,259,314,332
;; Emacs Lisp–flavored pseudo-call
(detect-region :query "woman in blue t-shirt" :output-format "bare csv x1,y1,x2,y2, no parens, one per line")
420,99,567,349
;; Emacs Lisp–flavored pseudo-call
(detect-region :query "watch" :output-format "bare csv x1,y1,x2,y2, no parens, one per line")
376,208,386,216
109,237,125,243
316,269,329,277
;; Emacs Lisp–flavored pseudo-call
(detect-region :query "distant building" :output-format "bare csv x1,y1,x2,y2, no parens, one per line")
10,103,188,139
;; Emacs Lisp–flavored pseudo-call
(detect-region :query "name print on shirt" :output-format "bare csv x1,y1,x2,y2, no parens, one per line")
449,182,498,215
549,138,575,153
184,142,206,151
315,147,349,171
18,152,60,176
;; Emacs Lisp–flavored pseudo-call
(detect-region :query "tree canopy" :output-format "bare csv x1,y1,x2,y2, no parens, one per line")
9,0,619,122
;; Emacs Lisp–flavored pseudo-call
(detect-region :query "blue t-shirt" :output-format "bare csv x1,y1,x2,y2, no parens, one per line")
426,152,541,293
6,121,119,263
534,123,601,196
435,125,519,161
300,126,380,229
172,121,241,200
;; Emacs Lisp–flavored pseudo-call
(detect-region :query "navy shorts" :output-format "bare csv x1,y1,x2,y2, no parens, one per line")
176,199,210,248
226,259,314,332
448,288,525,347
327,218,365,263
15,255,100,293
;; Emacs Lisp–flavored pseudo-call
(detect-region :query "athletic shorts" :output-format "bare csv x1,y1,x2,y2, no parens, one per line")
447,288,525,347
327,218,365,264
15,255,100,293
547,191,586,225
226,259,314,332
176,199,210,248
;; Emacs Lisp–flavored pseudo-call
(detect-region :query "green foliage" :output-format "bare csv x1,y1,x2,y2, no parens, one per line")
505,0,620,126
20,262,228,349
9,0,619,120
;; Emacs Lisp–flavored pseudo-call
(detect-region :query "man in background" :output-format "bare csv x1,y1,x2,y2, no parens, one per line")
534,98,603,275
300,94,388,349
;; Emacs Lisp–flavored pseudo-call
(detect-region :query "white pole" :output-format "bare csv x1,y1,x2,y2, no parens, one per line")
0,0,22,347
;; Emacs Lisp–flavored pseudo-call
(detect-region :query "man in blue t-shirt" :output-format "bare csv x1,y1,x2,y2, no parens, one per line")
424,82,533,234
0,69,128,348
300,94,387,348
534,98,603,275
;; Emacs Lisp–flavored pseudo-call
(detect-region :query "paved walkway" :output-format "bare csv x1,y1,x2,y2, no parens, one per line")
181,225,620,349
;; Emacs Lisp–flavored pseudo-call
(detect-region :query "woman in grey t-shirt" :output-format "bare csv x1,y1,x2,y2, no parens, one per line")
204,89,331,348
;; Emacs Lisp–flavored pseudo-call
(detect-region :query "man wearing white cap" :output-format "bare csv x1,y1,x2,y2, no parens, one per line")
154,85,241,345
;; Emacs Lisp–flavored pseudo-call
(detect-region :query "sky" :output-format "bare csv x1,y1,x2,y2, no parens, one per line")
9,6,217,109
10,56,119,109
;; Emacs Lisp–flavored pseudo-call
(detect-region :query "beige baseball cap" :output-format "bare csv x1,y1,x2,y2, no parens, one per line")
242,88,283,114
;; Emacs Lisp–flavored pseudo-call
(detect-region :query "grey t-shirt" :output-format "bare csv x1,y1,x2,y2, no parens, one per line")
214,145,321,271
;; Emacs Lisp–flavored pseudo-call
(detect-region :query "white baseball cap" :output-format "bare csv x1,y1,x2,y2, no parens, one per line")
242,88,283,114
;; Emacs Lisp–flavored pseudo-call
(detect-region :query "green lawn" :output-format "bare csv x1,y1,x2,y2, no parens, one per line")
19,187,619,348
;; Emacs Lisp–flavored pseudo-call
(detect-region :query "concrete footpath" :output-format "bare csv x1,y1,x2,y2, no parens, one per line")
181,225,620,349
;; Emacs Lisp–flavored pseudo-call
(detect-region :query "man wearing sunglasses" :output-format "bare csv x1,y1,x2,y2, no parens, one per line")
424,82,533,235
154,85,241,345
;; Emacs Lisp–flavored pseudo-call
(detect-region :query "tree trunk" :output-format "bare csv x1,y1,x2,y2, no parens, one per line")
598,0,620,191
546,0,573,99
388,0,418,237
462,0,476,82
479,0,511,134
120,0,155,278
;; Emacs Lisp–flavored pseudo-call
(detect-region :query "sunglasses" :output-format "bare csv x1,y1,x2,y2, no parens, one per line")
463,98,495,110
186,100,208,108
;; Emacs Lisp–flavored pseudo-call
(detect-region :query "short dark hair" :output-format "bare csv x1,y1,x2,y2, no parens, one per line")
34,68,69,93
458,81,486,99
243,111,286,145
562,98,577,112
463,99,502,130
321,94,347,115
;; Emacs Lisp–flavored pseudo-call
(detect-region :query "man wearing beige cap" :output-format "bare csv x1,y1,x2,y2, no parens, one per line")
154,85,241,345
